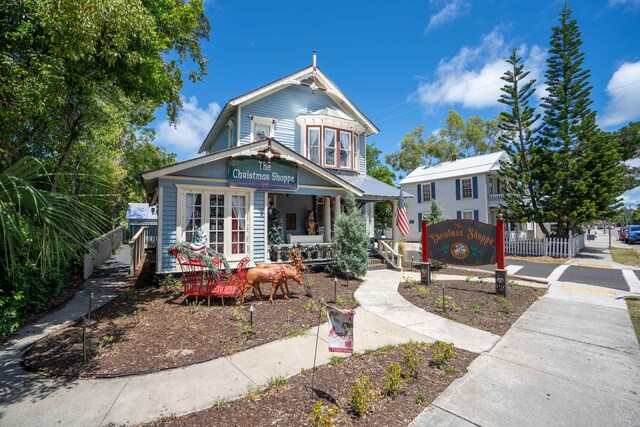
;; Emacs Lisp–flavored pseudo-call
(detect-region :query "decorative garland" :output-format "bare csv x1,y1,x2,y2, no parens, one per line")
168,241,231,278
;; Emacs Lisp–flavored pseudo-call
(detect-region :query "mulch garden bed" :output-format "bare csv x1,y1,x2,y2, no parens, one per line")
398,279,545,336
22,255,361,378
402,262,495,279
145,342,477,427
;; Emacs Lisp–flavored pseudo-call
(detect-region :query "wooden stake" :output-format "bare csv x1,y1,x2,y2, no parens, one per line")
310,302,323,398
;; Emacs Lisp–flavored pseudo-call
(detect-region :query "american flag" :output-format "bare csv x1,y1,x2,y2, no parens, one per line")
396,189,410,237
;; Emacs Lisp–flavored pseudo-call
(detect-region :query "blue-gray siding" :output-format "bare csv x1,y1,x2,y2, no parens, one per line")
239,85,340,150
253,191,266,262
160,183,177,272
359,134,366,174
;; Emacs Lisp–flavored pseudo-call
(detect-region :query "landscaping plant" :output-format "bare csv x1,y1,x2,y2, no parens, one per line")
349,373,379,417
385,362,405,397
328,194,369,278
402,341,425,379
309,400,340,427
432,340,456,367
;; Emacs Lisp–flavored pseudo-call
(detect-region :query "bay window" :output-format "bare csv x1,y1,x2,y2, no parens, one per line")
339,131,352,168
325,128,336,166
178,187,252,260
308,127,320,164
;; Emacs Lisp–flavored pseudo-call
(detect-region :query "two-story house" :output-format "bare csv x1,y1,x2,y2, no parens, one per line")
399,151,537,242
142,55,406,273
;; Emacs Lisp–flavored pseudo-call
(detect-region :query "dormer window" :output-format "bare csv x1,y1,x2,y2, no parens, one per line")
250,115,276,142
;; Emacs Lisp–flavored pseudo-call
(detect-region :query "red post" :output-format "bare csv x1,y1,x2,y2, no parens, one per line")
496,216,505,270
422,220,428,262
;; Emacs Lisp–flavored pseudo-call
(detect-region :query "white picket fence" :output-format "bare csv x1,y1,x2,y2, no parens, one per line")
505,233,585,258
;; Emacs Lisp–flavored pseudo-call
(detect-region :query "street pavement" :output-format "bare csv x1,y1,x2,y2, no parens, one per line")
410,229,640,293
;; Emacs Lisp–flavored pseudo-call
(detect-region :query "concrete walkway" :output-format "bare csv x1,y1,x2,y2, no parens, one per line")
411,278,640,426
355,269,501,353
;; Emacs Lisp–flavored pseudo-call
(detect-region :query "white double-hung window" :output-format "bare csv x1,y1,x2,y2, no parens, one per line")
250,116,275,142
178,186,252,260
324,128,337,166
339,131,352,168
308,127,320,164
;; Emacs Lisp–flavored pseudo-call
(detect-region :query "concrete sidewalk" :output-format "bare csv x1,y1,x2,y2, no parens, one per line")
411,278,640,426
0,264,501,426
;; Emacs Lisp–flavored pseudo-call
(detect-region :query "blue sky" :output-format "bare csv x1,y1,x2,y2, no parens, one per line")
152,0,640,202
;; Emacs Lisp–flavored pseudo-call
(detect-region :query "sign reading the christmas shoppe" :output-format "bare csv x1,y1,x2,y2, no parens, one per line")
427,219,496,266
228,157,298,191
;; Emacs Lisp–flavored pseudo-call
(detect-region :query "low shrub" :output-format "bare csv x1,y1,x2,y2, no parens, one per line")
309,400,340,427
402,341,425,379
432,340,456,367
385,362,405,397
349,373,379,417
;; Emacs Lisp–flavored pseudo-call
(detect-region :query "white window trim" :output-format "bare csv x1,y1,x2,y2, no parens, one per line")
250,115,276,142
422,184,431,203
307,127,321,164
324,128,337,167
462,210,474,220
176,184,254,262
461,178,473,199
339,130,352,169
226,118,234,148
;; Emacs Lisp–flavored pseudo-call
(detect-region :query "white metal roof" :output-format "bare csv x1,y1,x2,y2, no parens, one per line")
399,151,508,184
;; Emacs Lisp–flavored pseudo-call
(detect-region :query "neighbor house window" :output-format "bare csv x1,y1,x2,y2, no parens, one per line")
325,128,337,166
308,127,320,164
250,116,275,142
461,178,472,199
179,187,251,260
339,131,352,168
462,210,474,220
422,184,431,202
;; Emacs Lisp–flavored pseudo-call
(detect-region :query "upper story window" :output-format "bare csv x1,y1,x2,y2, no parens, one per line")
339,131,352,168
325,128,337,166
308,127,320,164
461,178,473,199
250,115,276,142
422,184,431,202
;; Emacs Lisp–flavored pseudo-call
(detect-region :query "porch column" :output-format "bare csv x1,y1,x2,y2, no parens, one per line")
323,196,331,243
391,199,399,252
334,195,341,221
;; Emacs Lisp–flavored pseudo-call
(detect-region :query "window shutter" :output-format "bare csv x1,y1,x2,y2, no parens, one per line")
455,179,461,200
418,213,422,231
472,176,478,199
431,182,436,200
417,184,422,203
474,210,479,221
457,211,462,219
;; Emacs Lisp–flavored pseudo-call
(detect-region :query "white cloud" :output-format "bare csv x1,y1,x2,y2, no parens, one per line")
413,30,546,110
426,0,471,31
609,0,640,7
599,61,640,128
154,96,221,158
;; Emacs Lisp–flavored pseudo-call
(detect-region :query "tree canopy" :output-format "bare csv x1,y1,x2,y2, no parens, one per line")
385,110,502,177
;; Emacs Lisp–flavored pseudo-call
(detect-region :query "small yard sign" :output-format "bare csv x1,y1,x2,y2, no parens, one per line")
326,306,355,353
228,156,298,190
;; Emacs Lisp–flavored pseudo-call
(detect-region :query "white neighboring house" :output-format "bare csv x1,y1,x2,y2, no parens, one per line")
400,151,538,242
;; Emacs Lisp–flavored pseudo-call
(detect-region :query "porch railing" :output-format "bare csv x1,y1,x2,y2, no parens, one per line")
488,193,504,206
376,239,403,270
129,225,157,276
84,226,125,279
272,243,334,263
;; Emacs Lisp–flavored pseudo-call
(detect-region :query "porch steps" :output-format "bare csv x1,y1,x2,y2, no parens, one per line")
368,256,387,271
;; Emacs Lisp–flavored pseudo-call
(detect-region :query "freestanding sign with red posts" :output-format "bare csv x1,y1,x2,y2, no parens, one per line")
421,215,507,296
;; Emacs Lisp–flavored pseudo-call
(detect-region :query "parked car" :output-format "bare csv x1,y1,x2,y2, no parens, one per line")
619,226,628,241
625,225,640,244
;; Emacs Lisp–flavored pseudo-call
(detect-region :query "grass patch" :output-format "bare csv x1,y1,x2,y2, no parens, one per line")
285,327,308,339
506,255,567,264
625,297,640,342
611,248,640,268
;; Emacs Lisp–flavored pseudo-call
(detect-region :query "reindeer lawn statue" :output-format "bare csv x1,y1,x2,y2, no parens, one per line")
255,249,307,298
246,249,306,303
